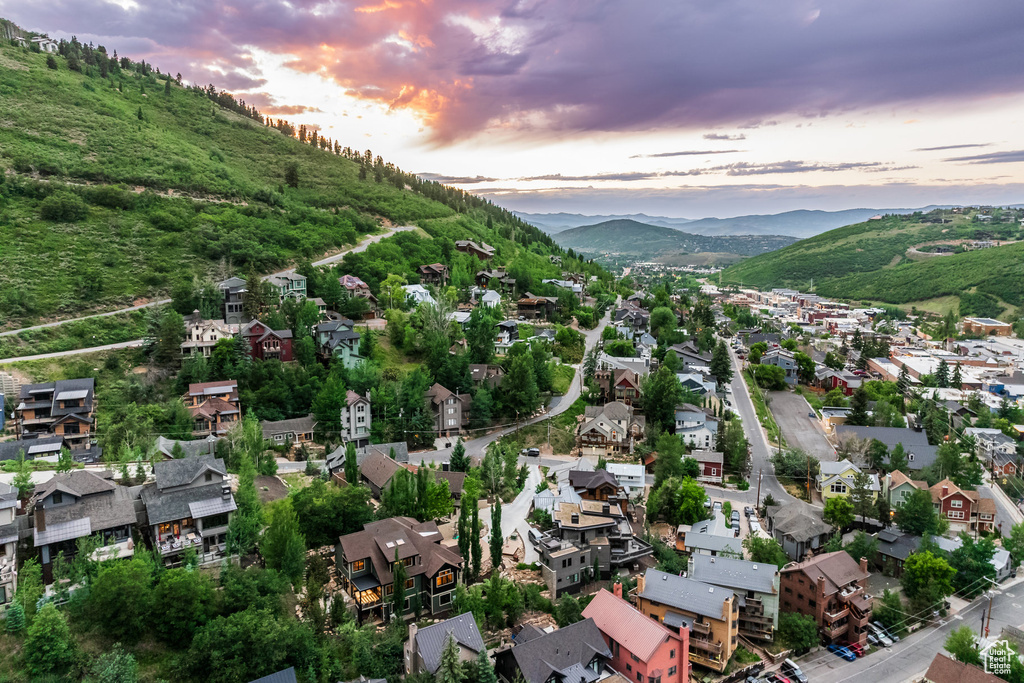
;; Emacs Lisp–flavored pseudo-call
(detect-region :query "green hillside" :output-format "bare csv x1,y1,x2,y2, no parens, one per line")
720,210,1023,298
554,218,795,258
0,38,565,329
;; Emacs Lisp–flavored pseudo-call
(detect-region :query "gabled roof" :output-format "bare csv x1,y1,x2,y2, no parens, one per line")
782,550,868,596
765,503,831,542
887,470,926,491
639,569,731,620
346,390,370,407
414,612,485,674
692,449,724,465
583,589,679,662
337,516,462,585
503,618,611,683
583,401,634,423
425,383,455,404
186,380,239,397
359,451,403,490
153,454,227,490
35,469,117,500
689,554,778,594
248,668,299,683
923,653,1002,683
261,415,317,439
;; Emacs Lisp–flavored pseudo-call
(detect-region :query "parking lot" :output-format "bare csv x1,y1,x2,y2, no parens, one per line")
768,390,837,462
704,494,768,550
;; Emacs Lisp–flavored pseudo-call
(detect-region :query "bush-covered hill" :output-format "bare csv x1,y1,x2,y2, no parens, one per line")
0,37,572,329
720,209,1024,298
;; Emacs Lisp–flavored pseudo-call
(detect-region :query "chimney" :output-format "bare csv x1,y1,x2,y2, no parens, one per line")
677,625,690,679
34,505,46,532
222,483,231,501
637,573,646,595
442,462,450,472
408,622,418,646
941,486,949,497
859,556,868,574
613,582,623,600
817,575,825,598
602,503,610,515
571,513,579,524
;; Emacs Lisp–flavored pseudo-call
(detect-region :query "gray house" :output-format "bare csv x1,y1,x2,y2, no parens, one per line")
689,554,780,641
219,276,248,325
140,455,236,564
405,612,484,675
537,534,595,597
493,618,611,683
760,348,798,385
764,503,831,561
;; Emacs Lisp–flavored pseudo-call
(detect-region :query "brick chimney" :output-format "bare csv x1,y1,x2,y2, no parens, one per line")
677,624,690,680
816,575,825,599
637,572,646,595
859,556,868,574
613,582,623,600
34,505,46,532
941,485,948,497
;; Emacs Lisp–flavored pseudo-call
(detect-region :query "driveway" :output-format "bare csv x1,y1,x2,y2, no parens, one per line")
768,390,837,462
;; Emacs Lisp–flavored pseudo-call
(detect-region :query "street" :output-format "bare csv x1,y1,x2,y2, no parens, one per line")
798,576,1024,683
768,389,837,462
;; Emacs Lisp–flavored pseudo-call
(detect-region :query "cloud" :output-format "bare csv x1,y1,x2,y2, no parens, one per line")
514,160,909,182
714,160,890,176
703,133,746,141
914,143,991,152
417,173,499,184
8,0,1024,142
630,150,743,158
263,104,323,115
942,149,1024,165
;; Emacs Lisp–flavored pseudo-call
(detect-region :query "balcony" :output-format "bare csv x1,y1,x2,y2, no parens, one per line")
690,637,724,655
90,538,135,562
739,622,774,641
821,621,849,639
158,532,203,556
739,612,774,626
354,587,382,608
691,621,712,636
824,608,850,624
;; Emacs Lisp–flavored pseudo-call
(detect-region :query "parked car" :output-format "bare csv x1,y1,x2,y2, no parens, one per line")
808,411,815,418
873,621,899,643
867,624,892,647
765,673,790,683
847,642,865,657
731,509,741,523
526,447,540,457
866,632,879,646
781,659,808,683
713,501,723,512
744,506,755,518
828,644,856,662
732,520,740,536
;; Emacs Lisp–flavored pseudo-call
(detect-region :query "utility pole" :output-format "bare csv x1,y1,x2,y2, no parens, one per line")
756,468,763,508
986,590,994,638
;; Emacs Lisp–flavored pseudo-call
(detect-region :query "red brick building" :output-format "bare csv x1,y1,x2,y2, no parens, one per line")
779,552,871,647
583,586,690,683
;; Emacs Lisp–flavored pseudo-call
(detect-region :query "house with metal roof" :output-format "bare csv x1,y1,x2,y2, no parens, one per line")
335,516,463,623
674,404,718,451
140,454,236,565
32,470,140,581
493,617,612,683
583,586,690,683
764,503,831,561
674,516,742,557
876,529,1012,582
14,378,97,453
688,554,780,641
248,668,298,683
815,459,880,504
405,612,484,675
261,415,316,450
834,425,938,471
634,569,739,673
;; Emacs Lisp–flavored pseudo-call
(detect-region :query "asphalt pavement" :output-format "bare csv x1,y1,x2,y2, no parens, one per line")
768,389,837,462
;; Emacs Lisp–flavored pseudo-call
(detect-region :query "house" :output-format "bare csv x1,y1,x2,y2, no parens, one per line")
141,454,235,564
425,383,471,436
33,470,139,580
536,533,594,596
616,308,650,336
315,320,362,364
583,586,690,683
340,274,373,300
0,436,78,463
154,435,220,460
265,273,307,303
834,425,939,472
517,293,558,320
455,240,495,260
674,404,718,450
432,468,467,504
219,276,249,325
692,450,724,485
31,36,59,53
576,402,646,458
930,478,996,534
182,381,241,437
475,269,512,289
675,516,742,557
764,503,832,560
405,612,484,675
605,463,646,494
180,313,238,359
335,516,463,622
689,554,780,642
14,379,97,452
479,290,501,308
760,348,798,385
815,459,879,504
966,428,1019,478
546,498,652,574
634,569,738,673
261,415,316,449
875,530,1013,582
341,391,372,448
922,653,1003,683
358,450,404,498
677,372,716,397
593,368,641,405
241,320,293,362
249,669,298,683
881,470,928,508
404,284,437,308
417,263,450,286
493,618,612,683
469,364,505,389
0,483,20,612
326,441,410,476
666,342,711,370
568,469,629,514
779,552,872,647
543,278,583,295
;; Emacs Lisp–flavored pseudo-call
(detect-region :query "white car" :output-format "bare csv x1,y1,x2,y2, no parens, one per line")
749,520,761,533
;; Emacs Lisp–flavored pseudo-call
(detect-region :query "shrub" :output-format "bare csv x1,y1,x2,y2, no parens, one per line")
40,193,88,222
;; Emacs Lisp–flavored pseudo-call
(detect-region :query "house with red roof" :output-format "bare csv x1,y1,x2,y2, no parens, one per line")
582,586,690,683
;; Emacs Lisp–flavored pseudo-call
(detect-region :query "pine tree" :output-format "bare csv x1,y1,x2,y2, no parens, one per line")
476,647,498,683
136,106,143,120
450,438,469,472
489,500,503,573
226,450,263,556
12,451,33,500
470,503,482,581
391,548,407,623
343,442,359,485
897,363,910,395
5,601,25,633
847,387,870,426
261,500,306,587
936,359,950,388
457,496,471,565
952,363,963,389
438,633,466,683
164,77,171,95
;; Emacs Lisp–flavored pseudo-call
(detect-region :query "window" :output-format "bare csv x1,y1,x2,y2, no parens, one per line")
353,560,365,572
406,578,416,590
439,592,452,605
784,586,792,594
51,492,63,505
631,654,640,662
830,483,847,494
637,673,643,683
385,585,394,596
668,667,676,677
951,500,963,508
626,664,632,673
402,557,415,567
711,468,717,476
436,569,454,588
950,510,964,520
808,599,816,607
670,650,675,659
205,472,213,482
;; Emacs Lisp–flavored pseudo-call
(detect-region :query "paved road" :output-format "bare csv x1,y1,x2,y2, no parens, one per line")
501,465,543,562
0,225,416,340
727,344,799,506
769,389,837,462
0,339,148,363
979,470,1024,532
798,576,1024,683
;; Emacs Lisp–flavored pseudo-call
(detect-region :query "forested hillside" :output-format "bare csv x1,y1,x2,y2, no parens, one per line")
0,37,569,329
554,219,795,258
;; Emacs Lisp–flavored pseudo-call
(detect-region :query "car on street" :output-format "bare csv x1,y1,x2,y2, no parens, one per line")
827,644,856,662
808,411,815,418
847,642,865,657
867,624,892,647
873,621,899,642
744,506,755,517
526,447,540,457
780,659,807,683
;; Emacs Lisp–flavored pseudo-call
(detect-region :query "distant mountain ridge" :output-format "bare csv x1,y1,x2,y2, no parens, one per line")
518,206,960,239
553,219,797,258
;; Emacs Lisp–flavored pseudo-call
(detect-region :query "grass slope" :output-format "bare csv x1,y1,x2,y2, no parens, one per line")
554,218,795,257
720,211,1023,299
0,42,489,328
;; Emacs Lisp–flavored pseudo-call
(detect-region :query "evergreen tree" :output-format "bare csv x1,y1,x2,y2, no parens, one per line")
344,442,359,484
164,77,171,95
226,450,263,556
846,387,870,426
470,503,482,581
261,500,306,587
888,443,909,474
476,647,498,683
936,359,950,388
24,603,77,678
242,265,271,321
710,340,733,386
504,352,539,417
850,470,875,523
438,633,466,683
490,500,503,573
457,496,472,566
897,363,910,395
952,363,963,389
4,601,25,633
12,451,33,500
391,548,407,622
450,438,470,472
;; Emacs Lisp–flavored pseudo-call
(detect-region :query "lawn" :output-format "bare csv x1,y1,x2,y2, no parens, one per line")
550,363,576,395
743,369,785,447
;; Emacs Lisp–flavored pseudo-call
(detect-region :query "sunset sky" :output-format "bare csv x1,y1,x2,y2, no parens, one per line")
5,0,1024,217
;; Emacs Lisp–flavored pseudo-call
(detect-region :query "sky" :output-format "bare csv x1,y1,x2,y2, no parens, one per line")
5,0,1024,217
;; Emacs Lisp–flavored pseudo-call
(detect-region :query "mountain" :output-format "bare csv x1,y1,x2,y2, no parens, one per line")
0,36,570,329
553,219,797,260
520,207,957,239
514,211,694,234
721,208,1024,312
